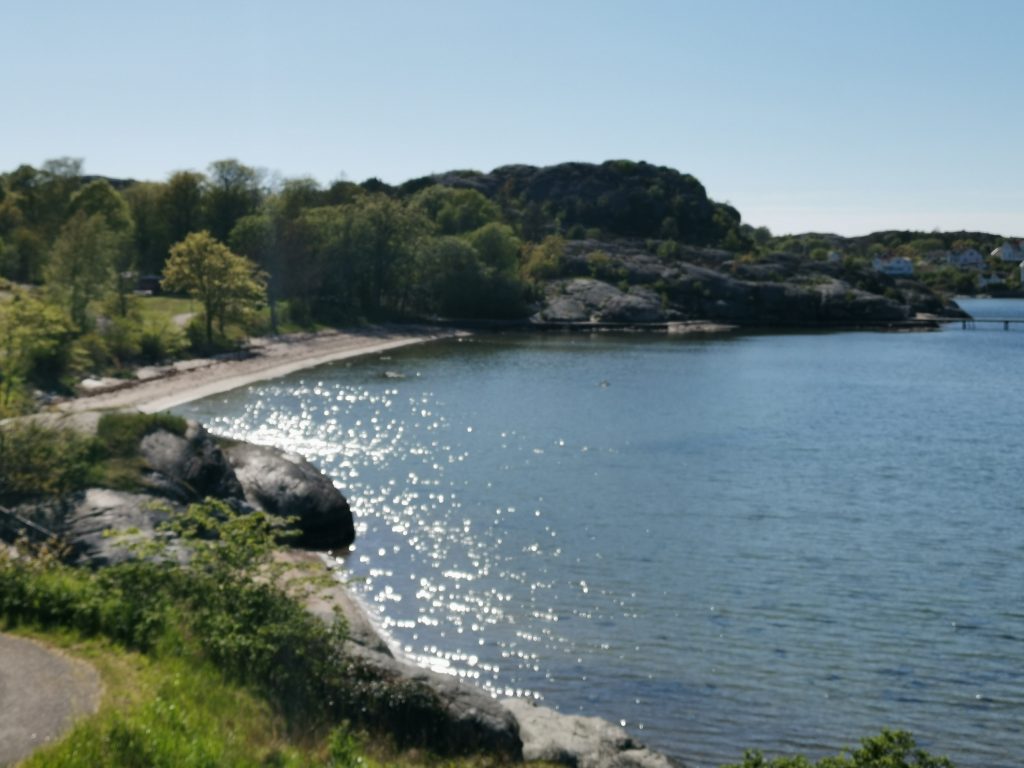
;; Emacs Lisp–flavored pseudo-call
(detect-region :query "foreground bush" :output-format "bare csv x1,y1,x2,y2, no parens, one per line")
0,499,346,728
723,729,954,768
0,412,186,501
0,498,459,753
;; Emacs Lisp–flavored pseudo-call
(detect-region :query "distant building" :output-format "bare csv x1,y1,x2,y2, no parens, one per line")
992,241,1024,262
978,273,1005,289
872,255,914,276
947,249,985,269
826,250,844,264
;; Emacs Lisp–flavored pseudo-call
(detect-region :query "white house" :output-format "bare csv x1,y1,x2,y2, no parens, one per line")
872,255,914,276
826,250,844,264
992,241,1023,262
947,249,985,269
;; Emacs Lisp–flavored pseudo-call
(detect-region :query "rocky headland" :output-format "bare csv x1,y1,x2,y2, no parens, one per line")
531,239,965,329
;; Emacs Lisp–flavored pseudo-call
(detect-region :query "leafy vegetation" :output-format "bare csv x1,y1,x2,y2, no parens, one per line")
22,638,316,768
0,420,95,500
722,729,953,767
163,230,267,348
0,412,188,502
0,497,475,763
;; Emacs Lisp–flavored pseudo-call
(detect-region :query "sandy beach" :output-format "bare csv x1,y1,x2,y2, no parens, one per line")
60,325,464,414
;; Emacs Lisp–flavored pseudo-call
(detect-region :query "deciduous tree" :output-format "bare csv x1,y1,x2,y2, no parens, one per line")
204,160,264,242
0,290,70,414
162,231,266,345
46,211,118,331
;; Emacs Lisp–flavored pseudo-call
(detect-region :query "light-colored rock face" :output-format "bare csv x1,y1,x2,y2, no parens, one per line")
225,442,355,550
503,699,683,768
540,279,666,324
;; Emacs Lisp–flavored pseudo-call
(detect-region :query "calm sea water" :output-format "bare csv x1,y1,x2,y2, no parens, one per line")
176,298,1024,767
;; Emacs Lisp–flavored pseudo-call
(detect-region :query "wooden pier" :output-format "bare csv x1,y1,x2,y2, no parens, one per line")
958,317,1024,330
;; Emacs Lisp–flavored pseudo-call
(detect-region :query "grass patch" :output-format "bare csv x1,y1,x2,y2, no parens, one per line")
137,295,196,326
20,635,309,768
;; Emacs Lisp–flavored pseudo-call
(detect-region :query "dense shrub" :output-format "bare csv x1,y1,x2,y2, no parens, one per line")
95,411,187,457
723,729,954,768
0,421,95,500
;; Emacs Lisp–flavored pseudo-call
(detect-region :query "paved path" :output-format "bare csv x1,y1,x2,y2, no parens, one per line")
0,634,101,765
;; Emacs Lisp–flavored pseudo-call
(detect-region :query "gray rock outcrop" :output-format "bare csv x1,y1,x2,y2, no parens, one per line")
3,416,355,561
226,443,355,550
343,642,523,758
139,421,243,502
538,279,666,324
532,239,961,328
10,489,186,567
281,550,522,757
504,698,683,768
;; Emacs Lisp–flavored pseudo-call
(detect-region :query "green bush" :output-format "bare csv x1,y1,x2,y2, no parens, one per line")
138,318,187,363
85,412,189,491
723,729,954,768
0,421,95,500
0,499,348,727
95,412,187,457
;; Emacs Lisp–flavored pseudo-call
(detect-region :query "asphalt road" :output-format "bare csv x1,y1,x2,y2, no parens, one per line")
0,634,100,765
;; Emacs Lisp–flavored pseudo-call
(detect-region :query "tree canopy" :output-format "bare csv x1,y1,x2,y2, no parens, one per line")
162,231,267,346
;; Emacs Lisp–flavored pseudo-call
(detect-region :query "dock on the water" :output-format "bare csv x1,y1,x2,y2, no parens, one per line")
958,317,1024,330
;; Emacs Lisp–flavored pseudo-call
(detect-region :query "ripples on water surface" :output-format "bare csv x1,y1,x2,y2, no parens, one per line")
177,300,1024,767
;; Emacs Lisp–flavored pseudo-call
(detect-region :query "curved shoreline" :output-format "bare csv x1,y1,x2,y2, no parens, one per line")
51,324,681,767
59,325,465,414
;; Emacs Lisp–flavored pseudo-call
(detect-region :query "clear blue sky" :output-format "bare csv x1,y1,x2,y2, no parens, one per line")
6,0,1023,237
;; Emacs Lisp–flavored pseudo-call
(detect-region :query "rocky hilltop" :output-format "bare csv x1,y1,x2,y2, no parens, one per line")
403,159,740,246
393,160,967,327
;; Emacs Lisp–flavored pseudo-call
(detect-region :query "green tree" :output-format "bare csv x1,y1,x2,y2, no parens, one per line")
46,211,118,331
0,291,70,414
37,157,85,240
521,234,565,281
69,179,137,315
346,196,430,315
230,212,280,332
0,222,47,283
290,205,354,323
204,159,264,242
411,186,501,234
464,221,520,273
122,181,171,275
160,170,206,248
162,231,267,345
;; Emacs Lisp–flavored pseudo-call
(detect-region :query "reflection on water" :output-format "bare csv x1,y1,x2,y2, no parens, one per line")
178,313,1024,768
